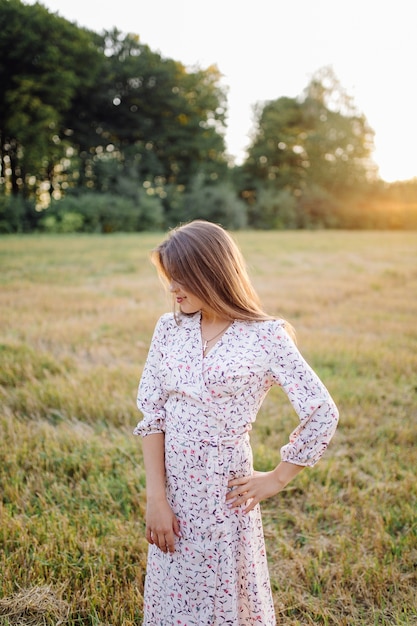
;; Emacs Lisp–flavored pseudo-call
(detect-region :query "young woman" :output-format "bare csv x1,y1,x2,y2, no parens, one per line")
134,220,339,625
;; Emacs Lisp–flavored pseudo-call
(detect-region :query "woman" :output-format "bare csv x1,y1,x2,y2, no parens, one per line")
134,220,339,625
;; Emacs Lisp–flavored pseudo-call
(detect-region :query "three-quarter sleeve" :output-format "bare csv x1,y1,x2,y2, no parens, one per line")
133,315,170,437
266,321,339,466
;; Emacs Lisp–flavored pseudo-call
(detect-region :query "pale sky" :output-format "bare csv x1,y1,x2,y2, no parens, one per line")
25,0,417,182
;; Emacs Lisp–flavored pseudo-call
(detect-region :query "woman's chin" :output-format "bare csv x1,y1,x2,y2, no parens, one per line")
180,305,200,315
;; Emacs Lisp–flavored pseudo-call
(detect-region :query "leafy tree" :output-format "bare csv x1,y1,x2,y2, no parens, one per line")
67,29,228,191
242,67,376,213
244,97,306,191
0,0,103,198
0,3,228,219
300,67,376,193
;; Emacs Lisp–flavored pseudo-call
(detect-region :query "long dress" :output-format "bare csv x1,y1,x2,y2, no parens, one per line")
134,312,339,626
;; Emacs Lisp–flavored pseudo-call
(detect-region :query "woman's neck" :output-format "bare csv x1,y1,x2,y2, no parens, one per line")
200,310,229,325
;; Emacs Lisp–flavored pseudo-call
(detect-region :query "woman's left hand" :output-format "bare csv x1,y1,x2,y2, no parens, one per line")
226,471,282,514
226,462,304,514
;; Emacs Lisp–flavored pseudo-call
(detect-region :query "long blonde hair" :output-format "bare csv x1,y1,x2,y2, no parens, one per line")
151,220,274,322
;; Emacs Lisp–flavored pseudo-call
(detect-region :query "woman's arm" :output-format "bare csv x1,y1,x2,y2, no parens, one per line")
227,321,338,514
141,433,181,553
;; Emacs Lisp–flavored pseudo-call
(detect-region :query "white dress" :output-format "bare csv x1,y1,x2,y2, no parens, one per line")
134,312,339,625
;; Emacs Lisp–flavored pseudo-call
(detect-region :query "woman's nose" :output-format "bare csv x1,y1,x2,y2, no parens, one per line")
169,281,178,293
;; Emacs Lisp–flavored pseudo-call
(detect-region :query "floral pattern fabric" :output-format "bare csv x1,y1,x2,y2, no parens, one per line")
134,312,339,625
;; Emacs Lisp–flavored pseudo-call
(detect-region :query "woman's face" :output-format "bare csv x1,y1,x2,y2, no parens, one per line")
169,279,205,315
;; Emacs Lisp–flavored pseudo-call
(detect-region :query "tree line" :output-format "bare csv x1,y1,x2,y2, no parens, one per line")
1,0,416,233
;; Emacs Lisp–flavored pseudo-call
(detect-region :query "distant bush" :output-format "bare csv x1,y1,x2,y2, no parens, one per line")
41,211,85,233
39,192,164,233
295,185,342,228
172,181,247,230
248,188,298,229
0,195,41,233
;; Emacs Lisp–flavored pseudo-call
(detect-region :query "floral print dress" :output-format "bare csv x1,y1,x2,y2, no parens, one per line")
134,312,339,626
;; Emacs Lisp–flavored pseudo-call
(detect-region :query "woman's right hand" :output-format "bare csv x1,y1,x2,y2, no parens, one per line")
145,496,181,553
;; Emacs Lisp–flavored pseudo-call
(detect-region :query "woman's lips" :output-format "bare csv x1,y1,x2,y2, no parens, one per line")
176,297,185,303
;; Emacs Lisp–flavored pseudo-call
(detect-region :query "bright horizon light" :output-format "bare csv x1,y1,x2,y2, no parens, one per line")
22,0,417,183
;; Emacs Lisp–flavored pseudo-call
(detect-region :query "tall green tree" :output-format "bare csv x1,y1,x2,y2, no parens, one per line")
0,0,102,198
243,67,376,201
301,66,376,193
69,29,228,191
0,2,228,209
243,96,306,190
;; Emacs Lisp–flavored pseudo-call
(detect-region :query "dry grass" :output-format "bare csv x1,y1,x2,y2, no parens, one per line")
1,230,417,625
0,585,70,625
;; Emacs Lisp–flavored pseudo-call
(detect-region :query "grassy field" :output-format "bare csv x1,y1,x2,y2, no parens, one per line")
0,230,416,625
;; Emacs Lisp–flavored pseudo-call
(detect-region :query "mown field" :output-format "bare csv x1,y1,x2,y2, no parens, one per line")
0,230,416,626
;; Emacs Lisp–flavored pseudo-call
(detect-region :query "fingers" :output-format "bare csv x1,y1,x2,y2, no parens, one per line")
146,530,176,553
146,518,181,553
242,497,258,514
227,473,270,513
173,516,182,538
227,492,258,514
226,475,251,501
226,471,281,513
227,478,247,500
145,502,181,553
228,475,250,489
226,476,255,513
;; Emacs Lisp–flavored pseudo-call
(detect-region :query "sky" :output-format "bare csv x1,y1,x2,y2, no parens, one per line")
25,0,417,182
